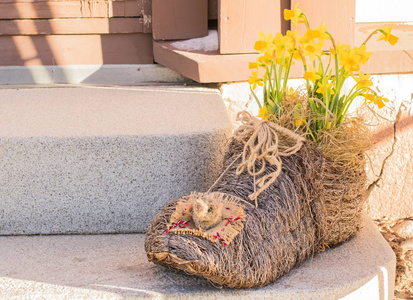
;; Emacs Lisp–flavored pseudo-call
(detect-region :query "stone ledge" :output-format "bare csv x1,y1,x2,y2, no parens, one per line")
0,216,395,299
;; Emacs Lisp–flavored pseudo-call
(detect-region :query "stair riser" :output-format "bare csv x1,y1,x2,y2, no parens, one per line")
0,132,228,235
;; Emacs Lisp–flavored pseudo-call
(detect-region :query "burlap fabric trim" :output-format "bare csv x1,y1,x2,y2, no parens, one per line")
166,192,247,246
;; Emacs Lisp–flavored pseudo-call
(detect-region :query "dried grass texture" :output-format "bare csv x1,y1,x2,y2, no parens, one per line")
277,91,372,166
145,135,366,288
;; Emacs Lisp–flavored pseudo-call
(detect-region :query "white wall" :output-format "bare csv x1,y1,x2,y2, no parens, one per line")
356,0,413,23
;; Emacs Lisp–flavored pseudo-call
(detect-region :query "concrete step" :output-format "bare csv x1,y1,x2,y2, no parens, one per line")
0,216,395,299
0,65,189,85
0,85,232,235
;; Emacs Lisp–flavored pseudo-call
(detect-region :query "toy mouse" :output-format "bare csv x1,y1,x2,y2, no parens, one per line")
186,197,224,230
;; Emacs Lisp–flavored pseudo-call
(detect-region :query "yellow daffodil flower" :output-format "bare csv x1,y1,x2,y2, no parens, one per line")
249,62,258,69
375,95,389,109
273,33,294,58
295,118,307,127
316,81,334,95
287,87,298,96
254,32,276,53
363,92,389,109
284,30,302,60
290,44,306,62
355,45,373,65
305,23,329,41
331,42,350,55
352,71,373,90
290,49,302,61
257,50,274,66
284,3,303,27
305,29,319,40
315,23,329,40
248,70,263,90
258,106,270,120
301,39,324,61
338,47,361,72
286,29,300,43
377,25,399,46
274,56,294,68
303,67,321,83
294,104,306,127
363,92,374,104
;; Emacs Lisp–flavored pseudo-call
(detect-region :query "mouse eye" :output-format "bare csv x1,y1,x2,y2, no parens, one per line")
208,207,213,213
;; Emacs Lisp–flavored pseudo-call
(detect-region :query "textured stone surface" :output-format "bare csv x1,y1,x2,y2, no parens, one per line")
0,86,232,235
0,216,395,299
366,110,413,219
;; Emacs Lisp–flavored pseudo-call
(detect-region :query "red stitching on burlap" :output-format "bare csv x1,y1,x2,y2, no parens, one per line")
165,220,190,234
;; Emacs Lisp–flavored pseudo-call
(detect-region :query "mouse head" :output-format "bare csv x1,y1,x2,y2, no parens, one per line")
193,198,223,220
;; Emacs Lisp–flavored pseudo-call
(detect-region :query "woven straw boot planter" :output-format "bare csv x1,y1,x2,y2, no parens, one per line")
145,111,366,288
145,1,399,288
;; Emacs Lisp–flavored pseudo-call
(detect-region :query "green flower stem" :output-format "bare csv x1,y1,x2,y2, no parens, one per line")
343,84,358,104
326,31,340,95
316,56,330,127
340,92,360,118
301,13,311,29
334,68,347,99
362,29,380,45
277,51,287,99
272,60,280,94
307,126,317,142
267,63,275,96
331,71,348,125
297,48,310,88
340,86,371,118
324,51,332,74
251,85,262,109
282,54,294,92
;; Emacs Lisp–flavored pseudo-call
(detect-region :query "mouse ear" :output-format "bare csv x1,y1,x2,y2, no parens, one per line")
185,203,193,213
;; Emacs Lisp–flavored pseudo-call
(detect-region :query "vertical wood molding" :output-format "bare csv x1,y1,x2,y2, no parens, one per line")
141,0,152,34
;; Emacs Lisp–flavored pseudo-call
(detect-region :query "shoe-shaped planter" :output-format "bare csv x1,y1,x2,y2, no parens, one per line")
145,112,366,288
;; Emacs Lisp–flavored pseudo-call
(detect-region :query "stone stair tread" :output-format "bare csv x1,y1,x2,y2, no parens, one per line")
0,85,227,137
0,216,395,299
